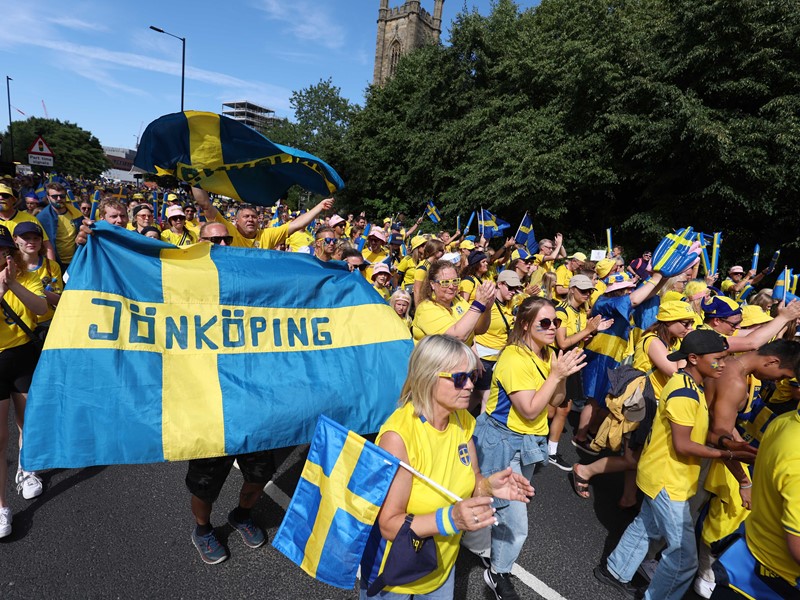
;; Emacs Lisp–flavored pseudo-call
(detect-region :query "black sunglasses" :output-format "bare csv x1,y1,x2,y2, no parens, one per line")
201,235,233,245
536,317,563,329
0,193,14,199
438,371,478,389
48,193,67,199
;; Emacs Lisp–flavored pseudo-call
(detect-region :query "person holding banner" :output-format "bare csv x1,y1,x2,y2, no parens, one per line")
361,335,533,599
0,225,49,537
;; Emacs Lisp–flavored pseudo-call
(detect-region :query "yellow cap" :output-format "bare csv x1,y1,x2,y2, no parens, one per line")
595,258,616,279
656,300,695,322
740,305,772,328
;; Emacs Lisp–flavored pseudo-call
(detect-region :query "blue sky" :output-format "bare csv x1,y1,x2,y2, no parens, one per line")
2,1,538,149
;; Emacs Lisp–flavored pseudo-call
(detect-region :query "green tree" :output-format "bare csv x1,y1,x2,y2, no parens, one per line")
1,117,110,178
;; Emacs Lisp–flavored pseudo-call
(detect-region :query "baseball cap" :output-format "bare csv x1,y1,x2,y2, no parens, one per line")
497,270,522,287
569,274,595,291
368,228,387,243
12,221,44,237
410,236,427,251
132,193,145,201
166,193,180,203
604,273,635,294
389,233,403,246
0,183,17,198
656,300,696,322
701,295,742,318
329,215,345,227
740,305,772,328
459,240,475,251
667,330,728,361
166,206,186,219
467,251,488,266
568,252,587,262
729,266,745,275
595,258,616,279
0,225,15,248
511,248,531,261
383,217,392,224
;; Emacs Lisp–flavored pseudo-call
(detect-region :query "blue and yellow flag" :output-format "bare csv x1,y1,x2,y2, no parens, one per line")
134,111,344,206
21,223,413,470
425,200,441,224
478,208,510,239
272,415,399,589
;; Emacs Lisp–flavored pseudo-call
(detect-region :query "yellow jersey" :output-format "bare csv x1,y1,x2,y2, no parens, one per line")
0,269,44,349
411,298,472,344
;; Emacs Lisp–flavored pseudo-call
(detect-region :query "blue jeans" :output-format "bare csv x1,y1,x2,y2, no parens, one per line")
607,488,697,600
490,450,536,574
359,567,454,599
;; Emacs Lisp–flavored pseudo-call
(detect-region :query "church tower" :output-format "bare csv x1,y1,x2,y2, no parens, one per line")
373,1,444,86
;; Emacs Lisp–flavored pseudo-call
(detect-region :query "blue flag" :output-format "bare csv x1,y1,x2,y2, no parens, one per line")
134,111,344,206
21,223,413,470
478,208,510,239
272,415,399,589
425,200,441,224
515,212,533,245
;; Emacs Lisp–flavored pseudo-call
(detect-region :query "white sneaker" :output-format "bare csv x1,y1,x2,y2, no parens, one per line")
16,471,43,500
0,507,12,538
693,576,715,599
636,558,659,582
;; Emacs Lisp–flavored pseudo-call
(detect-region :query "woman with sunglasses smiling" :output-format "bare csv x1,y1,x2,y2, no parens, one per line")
131,204,159,235
0,225,49,537
160,206,196,247
473,297,586,600
359,335,533,599
412,259,494,347
572,300,696,506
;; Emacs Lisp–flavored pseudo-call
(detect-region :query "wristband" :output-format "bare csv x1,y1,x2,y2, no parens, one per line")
642,277,655,286
739,482,752,489
435,506,460,536
471,301,487,313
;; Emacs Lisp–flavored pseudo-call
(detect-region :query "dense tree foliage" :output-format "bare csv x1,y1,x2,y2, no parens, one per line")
1,117,109,178
338,0,800,263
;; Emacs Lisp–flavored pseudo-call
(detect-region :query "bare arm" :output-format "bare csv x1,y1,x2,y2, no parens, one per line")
191,187,219,221
630,272,665,307
289,198,334,235
508,349,585,420
726,301,800,353
0,258,48,315
43,240,56,261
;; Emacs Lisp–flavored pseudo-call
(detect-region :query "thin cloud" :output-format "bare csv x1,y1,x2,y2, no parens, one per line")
47,16,109,32
254,0,346,50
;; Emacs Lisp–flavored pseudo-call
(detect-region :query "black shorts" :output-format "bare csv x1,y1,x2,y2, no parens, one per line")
475,358,496,391
566,372,586,409
0,341,41,399
185,450,277,504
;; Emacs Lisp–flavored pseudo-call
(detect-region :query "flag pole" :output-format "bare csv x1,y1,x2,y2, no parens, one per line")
399,461,463,502
514,212,527,242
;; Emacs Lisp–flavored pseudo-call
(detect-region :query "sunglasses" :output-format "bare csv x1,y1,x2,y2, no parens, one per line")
502,283,522,293
48,193,66,199
0,193,14,199
536,317,562,329
438,371,478,388
201,235,233,245
318,237,336,245
350,262,368,271
170,216,186,221
721,319,742,329
676,319,695,328
434,278,461,288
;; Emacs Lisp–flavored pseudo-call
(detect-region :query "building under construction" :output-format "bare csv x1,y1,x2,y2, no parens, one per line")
221,101,278,132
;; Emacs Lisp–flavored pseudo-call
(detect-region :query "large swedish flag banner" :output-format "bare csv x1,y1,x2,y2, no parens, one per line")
273,415,399,589
21,223,413,470
133,111,345,205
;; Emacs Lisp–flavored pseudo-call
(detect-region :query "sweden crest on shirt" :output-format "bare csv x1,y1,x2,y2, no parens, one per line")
458,443,470,466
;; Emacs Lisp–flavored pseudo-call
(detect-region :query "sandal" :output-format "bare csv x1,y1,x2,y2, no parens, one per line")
570,466,591,499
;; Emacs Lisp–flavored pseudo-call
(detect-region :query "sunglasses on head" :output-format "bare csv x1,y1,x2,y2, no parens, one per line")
438,371,478,388
536,317,562,329
434,277,461,288
201,235,233,245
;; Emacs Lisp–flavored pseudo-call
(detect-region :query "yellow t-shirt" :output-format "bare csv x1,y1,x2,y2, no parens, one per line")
55,210,80,264
376,402,476,595
636,372,709,501
746,410,800,586
397,255,417,287
184,218,200,235
29,257,62,324
373,284,390,302
555,301,587,348
287,229,314,252
411,298,472,343
0,269,45,349
486,343,552,435
362,247,389,282
631,333,676,400
0,210,50,241
414,261,431,287
474,300,514,360
214,213,289,249
457,276,480,302
160,228,196,247
554,265,573,300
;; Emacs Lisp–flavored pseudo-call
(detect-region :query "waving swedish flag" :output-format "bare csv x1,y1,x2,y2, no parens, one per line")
21,223,412,470
425,200,441,224
478,208,510,239
133,111,344,206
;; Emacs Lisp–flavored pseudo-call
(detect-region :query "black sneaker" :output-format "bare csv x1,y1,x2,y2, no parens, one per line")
548,453,572,471
571,437,599,456
593,563,641,598
484,568,521,600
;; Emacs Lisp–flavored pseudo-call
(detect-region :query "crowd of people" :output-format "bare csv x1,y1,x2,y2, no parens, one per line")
1,171,800,600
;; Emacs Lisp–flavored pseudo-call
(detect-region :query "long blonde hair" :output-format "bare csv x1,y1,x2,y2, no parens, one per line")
398,335,476,419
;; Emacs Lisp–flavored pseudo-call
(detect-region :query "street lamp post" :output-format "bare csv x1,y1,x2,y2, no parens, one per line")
5,76,14,163
149,26,186,112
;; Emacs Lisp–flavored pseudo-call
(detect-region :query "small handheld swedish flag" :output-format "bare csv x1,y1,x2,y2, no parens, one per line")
478,208,510,239
425,200,441,224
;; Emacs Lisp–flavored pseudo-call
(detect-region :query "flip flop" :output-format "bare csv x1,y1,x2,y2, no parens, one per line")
570,466,591,499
